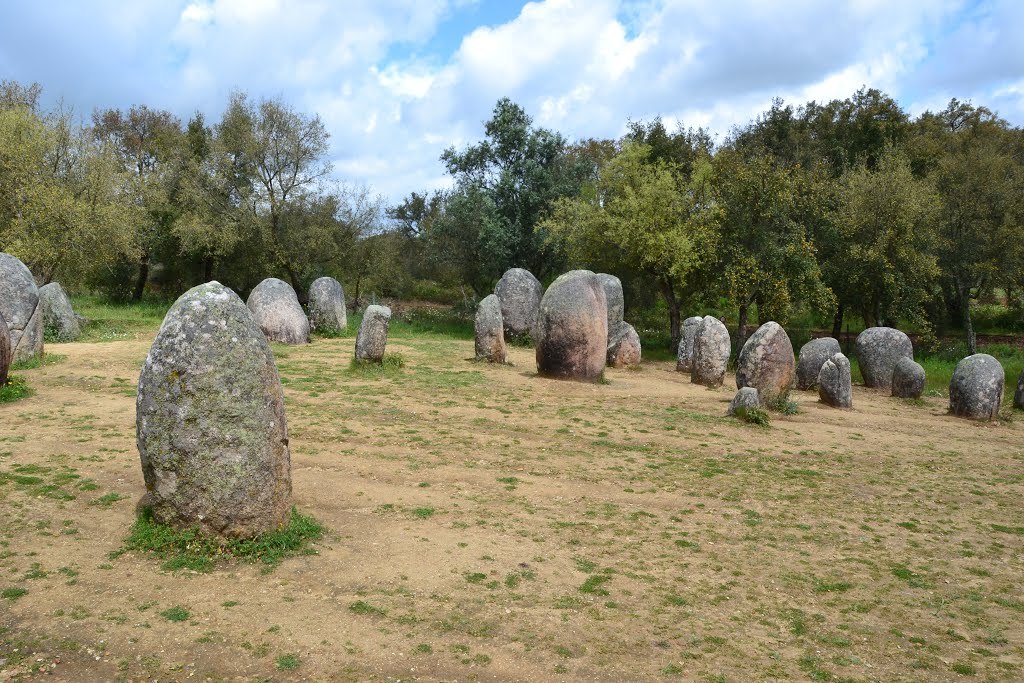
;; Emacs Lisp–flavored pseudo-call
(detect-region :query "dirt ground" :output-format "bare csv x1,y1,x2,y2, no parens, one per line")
1,331,1023,682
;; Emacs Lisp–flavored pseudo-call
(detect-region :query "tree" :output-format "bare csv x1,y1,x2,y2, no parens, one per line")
422,186,505,297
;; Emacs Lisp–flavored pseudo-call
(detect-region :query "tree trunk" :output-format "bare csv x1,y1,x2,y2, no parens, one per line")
660,280,681,350
961,287,977,355
203,256,214,282
353,271,363,311
831,303,845,339
285,266,305,304
132,253,149,302
737,303,750,352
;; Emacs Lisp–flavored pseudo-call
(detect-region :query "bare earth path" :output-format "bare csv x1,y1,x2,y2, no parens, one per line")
1,333,1022,682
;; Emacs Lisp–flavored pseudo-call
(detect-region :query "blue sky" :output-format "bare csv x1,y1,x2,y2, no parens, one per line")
1,0,1022,203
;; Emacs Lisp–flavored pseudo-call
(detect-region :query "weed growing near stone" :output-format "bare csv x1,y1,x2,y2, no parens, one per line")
0,376,32,403
733,405,771,426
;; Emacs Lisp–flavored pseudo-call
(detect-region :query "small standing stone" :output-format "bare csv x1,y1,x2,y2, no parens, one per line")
535,270,608,382
307,277,347,333
247,278,310,345
38,282,82,341
855,327,913,390
691,317,731,388
596,273,625,337
0,252,44,363
949,353,1004,420
735,321,795,401
676,316,704,372
474,294,507,363
796,337,841,390
495,268,543,340
818,352,853,409
1014,370,1024,411
0,312,11,387
728,387,761,416
891,358,926,399
355,305,392,363
607,322,641,368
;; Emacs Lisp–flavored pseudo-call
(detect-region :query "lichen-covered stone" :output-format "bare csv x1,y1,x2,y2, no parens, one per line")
949,353,1004,420
728,387,761,416
535,270,607,382
355,305,392,362
495,268,542,340
0,312,10,387
474,294,506,363
796,337,841,390
38,282,81,341
891,357,926,399
307,277,347,333
0,252,43,363
136,281,292,539
246,278,310,345
607,322,641,368
735,321,795,401
691,317,731,388
855,327,913,390
596,273,624,338
676,316,703,372
819,353,852,409
1014,370,1024,411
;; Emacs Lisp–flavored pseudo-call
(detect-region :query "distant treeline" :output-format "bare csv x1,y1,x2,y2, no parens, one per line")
1,80,1022,352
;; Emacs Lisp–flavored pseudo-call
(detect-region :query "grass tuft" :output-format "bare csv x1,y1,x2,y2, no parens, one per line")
734,405,771,426
0,376,32,403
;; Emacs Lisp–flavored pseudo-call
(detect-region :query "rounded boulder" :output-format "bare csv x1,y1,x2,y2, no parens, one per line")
355,305,392,363
247,278,310,345
39,282,81,342
796,337,841,390
607,322,641,368
891,357,926,399
676,316,704,372
136,281,292,539
949,353,1004,420
307,277,347,333
475,294,507,363
0,252,43,363
495,268,542,340
818,352,852,409
855,327,913,390
728,387,761,417
691,317,731,388
535,270,608,382
735,321,795,401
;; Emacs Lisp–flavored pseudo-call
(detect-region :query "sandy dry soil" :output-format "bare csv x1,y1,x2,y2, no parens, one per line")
1,332,1023,682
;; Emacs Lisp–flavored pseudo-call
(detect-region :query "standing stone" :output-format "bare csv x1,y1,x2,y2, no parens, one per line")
691,316,731,388
136,282,291,539
246,278,310,345
676,316,704,372
949,353,1004,420
728,387,761,416
474,294,507,364
796,337,841,390
38,282,81,341
735,321,795,401
535,270,608,382
607,322,641,368
355,305,392,363
494,268,543,340
307,277,347,333
891,358,926,399
0,312,10,387
818,352,853,409
855,327,913,390
0,252,44,363
596,273,625,337
1014,370,1024,411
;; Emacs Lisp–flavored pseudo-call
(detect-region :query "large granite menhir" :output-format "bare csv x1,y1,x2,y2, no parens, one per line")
796,337,841,390
735,321,795,401
495,268,543,341
535,270,607,382
136,282,292,539
855,327,913,390
475,294,507,364
676,316,703,372
0,252,43,363
949,353,1004,420
307,276,347,333
691,317,730,388
356,305,392,362
247,278,310,345
39,282,81,341
819,352,852,409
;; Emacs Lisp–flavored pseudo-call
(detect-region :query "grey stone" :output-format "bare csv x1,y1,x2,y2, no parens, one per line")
38,282,81,342
949,353,1004,420
735,321,795,401
136,281,292,539
307,277,347,333
246,278,310,345
891,357,926,399
596,273,624,338
855,327,913,390
728,387,761,416
0,252,43,363
676,316,704,372
0,312,10,387
607,321,641,368
1014,370,1024,411
796,337,841,390
495,268,542,340
535,270,608,382
474,294,507,363
818,352,852,409
691,317,731,388
355,305,392,362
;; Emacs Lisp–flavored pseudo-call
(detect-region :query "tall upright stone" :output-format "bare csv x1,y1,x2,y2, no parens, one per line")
247,278,310,345
38,282,82,341
676,316,704,372
596,273,625,337
607,322,641,368
691,317,731,388
494,268,543,340
0,312,11,387
818,352,852,409
355,305,392,363
949,353,1004,420
0,252,44,363
536,270,608,382
136,282,292,539
796,337,841,390
307,276,347,333
735,321,795,401
855,327,913,390
474,294,507,363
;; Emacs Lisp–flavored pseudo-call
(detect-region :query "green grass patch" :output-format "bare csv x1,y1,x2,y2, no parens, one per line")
734,405,771,426
71,296,169,342
0,376,32,403
348,353,406,376
2,587,28,601
275,653,300,671
10,353,66,371
160,606,190,622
